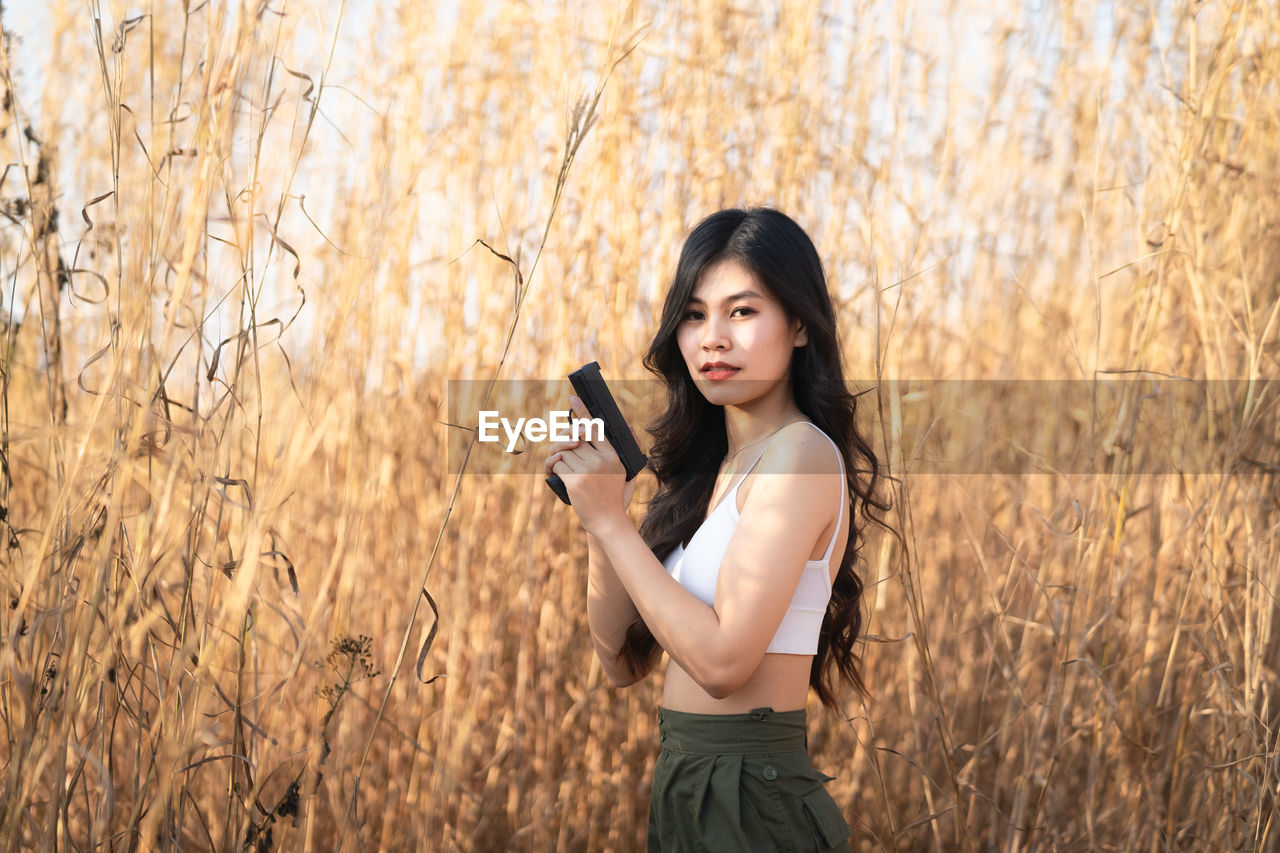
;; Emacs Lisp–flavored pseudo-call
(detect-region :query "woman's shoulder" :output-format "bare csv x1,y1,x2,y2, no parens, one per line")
753,421,844,478
734,421,845,517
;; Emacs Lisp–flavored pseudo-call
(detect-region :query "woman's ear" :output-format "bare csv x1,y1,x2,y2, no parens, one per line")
793,321,808,347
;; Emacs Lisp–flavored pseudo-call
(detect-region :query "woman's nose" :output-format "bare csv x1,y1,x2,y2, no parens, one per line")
701,315,730,350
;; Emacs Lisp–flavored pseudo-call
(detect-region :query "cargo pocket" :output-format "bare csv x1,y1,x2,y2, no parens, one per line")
801,787,851,850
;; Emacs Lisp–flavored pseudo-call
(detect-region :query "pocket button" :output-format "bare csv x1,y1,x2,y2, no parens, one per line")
762,766,778,781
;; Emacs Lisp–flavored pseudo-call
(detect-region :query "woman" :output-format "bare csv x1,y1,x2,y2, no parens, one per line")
544,208,889,851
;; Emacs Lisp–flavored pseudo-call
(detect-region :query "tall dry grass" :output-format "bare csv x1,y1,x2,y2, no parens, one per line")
0,0,1277,850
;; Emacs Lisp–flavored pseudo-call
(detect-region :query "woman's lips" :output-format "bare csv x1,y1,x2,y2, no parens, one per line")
702,367,740,381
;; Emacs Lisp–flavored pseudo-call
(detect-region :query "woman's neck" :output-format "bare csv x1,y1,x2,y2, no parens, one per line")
723,405,807,460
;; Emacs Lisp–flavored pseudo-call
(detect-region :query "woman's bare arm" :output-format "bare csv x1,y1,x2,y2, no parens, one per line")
547,428,656,687
586,532,656,686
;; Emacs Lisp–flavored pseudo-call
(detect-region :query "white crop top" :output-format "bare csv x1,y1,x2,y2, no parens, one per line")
661,422,846,655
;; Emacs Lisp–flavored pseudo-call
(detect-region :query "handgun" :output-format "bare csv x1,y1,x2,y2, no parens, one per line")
546,362,647,505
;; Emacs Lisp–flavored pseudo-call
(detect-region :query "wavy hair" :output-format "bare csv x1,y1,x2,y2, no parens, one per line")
619,208,893,710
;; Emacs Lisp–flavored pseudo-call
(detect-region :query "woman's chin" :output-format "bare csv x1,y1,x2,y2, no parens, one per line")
694,378,778,408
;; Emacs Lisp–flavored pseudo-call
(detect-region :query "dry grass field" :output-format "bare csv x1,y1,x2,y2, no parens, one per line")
1,0,1277,850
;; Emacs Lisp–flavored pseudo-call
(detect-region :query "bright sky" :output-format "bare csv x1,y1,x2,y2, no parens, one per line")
0,0,1184,363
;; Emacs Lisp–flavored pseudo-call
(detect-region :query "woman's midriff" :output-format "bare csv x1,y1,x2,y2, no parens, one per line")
661,653,814,714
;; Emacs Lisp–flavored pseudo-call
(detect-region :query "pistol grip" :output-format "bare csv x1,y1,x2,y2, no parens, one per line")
546,474,572,505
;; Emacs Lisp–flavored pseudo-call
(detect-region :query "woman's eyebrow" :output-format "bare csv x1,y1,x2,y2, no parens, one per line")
685,290,764,305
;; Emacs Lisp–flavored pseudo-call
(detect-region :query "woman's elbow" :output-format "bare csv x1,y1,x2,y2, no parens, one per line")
605,669,645,689
696,658,754,700
700,676,746,701
700,680,734,701
597,651,651,688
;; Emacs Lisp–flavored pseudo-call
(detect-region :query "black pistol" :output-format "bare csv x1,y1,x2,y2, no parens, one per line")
546,362,647,505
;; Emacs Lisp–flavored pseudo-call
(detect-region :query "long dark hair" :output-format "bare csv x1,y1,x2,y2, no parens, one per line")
619,208,892,710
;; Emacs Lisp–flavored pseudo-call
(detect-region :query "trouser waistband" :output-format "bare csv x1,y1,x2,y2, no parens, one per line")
656,706,807,754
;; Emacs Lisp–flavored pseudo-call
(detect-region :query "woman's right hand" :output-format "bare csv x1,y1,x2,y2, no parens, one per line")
544,433,638,511
543,437,582,479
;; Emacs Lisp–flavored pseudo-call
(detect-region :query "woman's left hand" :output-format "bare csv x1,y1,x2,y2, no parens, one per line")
546,395,634,537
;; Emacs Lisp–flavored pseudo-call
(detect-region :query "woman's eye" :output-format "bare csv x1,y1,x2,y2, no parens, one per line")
681,307,753,321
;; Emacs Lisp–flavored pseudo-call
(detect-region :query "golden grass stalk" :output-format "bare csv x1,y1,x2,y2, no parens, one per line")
0,1,1275,850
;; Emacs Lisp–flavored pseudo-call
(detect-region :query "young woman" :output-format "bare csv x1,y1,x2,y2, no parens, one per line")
544,208,889,852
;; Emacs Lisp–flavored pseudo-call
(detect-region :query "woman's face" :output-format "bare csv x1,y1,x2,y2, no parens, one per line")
676,258,807,409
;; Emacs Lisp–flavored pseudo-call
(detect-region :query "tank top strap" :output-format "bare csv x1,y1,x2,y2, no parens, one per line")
728,422,795,503
732,414,808,502
804,424,847,563
728,422,847,562
739,431,780,477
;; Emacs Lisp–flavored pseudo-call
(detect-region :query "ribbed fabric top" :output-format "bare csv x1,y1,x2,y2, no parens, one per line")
661,422,845,655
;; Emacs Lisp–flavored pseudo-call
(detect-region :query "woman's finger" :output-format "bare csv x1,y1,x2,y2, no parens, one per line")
544,436,582,475
568,396,600,449
544,449,571,474
546,438,581,455
551,449,579,474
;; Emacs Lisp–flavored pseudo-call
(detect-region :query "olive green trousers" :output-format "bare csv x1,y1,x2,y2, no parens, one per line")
647,707,853,852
